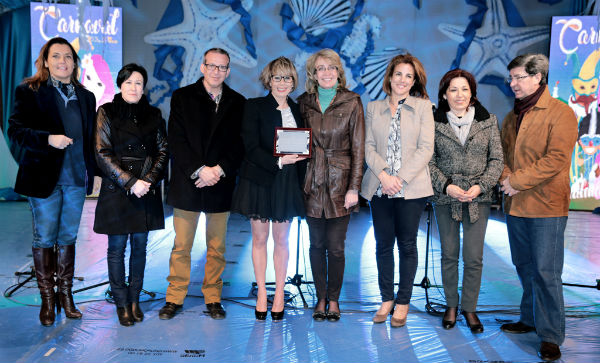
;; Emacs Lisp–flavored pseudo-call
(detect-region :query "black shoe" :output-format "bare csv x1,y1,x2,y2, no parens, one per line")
442,307,457,329
462,311,484,333
539,341,561,361
130,302,144,322
158,302,182,320
255,309,267,320
117,306,134,326
326,311,341,322
206,302,226,320
312,310,326,321
500,321,535,334
271,309,284,321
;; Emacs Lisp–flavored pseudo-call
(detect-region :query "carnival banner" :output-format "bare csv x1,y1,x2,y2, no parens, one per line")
30,3,122,109
548,16,600,208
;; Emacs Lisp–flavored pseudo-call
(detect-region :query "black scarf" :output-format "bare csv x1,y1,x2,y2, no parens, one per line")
513,84,545,134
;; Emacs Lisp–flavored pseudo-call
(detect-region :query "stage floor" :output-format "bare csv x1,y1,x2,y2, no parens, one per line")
1,200,599,363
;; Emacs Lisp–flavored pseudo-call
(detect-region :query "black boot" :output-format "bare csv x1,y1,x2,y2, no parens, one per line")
130,302,144,322
32,247,56,326
56,245,82,319
116,305,134,326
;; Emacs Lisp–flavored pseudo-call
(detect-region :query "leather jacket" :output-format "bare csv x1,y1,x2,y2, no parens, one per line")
298,88,365,218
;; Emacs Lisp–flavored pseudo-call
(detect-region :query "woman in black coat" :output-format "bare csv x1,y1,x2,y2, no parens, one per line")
94,64,168,326
231,57,307,321
8,37,98,326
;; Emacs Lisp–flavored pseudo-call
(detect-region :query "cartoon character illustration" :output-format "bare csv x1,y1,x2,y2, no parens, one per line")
567,49,600,118
80,53,115,108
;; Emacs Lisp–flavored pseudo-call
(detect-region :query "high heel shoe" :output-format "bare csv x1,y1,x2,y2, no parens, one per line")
462,311,484,333
390,304,409,328
372,301,394,323
255,309,267,320
271,309,284,321
326,301,341,322
442,307,457,329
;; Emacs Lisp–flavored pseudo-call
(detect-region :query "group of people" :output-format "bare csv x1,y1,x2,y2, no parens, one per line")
8,37,576,362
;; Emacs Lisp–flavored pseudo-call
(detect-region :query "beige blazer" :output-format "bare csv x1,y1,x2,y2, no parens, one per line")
360,96,434,201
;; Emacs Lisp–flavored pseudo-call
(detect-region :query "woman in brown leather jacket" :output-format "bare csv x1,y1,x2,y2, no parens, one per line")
94,64,168,326
297,49,365,322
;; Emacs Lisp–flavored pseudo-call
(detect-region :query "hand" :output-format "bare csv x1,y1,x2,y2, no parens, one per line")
281,154,308,166
131,179,151,198
92,176,102,195
378,171,402,195
48,135,73,149
464,185,482,201
195,166,221,188
446,184,470,202
500,176,520,196
344,190,359,209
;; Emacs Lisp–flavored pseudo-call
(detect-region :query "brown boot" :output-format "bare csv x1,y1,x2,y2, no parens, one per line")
32,247,56,326
56,245,82,319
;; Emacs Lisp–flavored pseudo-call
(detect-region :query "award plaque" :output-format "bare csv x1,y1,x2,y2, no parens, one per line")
273,127,312,157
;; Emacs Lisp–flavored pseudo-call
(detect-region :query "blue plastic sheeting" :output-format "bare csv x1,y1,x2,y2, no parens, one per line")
1,200,599,363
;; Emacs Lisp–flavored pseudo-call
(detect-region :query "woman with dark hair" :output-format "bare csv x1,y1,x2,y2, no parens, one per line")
360,53,433,327
94,63,168,326
8,37,98,326
298,48,365,322
429,69,503,333
231,57,306,321
499,54,577,361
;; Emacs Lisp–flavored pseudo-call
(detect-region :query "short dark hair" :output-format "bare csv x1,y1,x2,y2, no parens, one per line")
204,48,230,63
507,54,549,85
116,63,148,88
437,69,478,113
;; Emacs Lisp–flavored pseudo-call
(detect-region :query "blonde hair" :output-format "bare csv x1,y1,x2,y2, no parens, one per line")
259,56,298,92
304,49,347,94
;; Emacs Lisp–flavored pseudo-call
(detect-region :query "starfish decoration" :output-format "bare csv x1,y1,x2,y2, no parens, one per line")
144,0,257,87
438,0,548,82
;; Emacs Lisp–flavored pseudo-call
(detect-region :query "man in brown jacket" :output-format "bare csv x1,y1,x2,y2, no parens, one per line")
499,54,577,362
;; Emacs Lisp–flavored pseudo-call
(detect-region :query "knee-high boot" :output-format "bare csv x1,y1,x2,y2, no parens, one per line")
32,247,56,326
56,245,82,319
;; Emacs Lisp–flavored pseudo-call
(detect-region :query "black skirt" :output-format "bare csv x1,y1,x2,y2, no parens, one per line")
231,164,305,222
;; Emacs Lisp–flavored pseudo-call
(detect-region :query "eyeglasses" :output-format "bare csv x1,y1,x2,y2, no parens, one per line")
315,65,338,73
272,75,294,83
204,63,229,72
505,74,531,83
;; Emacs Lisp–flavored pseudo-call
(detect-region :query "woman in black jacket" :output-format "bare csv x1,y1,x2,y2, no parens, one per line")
231,57,306,321
8,37,98,326
94,64,168,326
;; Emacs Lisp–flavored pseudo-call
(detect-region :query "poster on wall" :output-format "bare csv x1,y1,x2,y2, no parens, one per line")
30,3,122,109
548,16,600,210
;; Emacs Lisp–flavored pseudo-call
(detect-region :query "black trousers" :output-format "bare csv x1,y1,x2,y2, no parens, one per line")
306,215,351,302
370,196,427,304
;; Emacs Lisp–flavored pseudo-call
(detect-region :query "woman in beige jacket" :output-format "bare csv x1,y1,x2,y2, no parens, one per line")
360,53,434,327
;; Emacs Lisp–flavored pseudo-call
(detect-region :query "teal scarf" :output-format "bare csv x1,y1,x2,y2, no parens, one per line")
317,82,338,113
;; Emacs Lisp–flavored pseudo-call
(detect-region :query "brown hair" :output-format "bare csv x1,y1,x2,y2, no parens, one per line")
437,69,478,113
382,53,428,99
507,53,548,85
304,48,347,94
259,56,298,92
24,37,81,91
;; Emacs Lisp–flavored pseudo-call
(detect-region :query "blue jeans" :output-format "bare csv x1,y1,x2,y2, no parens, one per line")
28,185,86,248
107,232,149,307
506,215,567,345
370,196,427,304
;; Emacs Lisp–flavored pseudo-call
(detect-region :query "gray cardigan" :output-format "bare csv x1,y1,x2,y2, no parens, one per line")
429,103,503,221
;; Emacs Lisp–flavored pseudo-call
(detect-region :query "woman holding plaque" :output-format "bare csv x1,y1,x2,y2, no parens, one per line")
298,49,365,322
231,57,307,321
360,53,434,327
94,64,168,326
